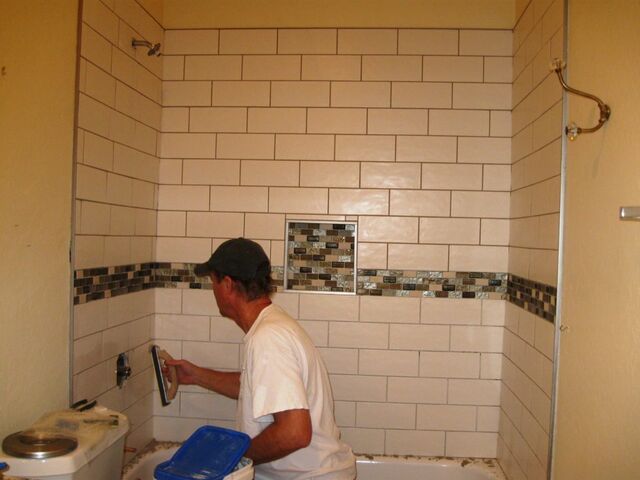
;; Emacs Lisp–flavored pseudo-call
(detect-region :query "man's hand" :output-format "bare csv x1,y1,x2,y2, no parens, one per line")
163,359,241,399
245,409,312,465
164,358,200,385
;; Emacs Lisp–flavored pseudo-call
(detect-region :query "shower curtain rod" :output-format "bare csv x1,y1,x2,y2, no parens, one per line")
551,58,611,141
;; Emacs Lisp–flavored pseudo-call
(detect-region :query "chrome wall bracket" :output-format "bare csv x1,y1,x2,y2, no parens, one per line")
550,58,611,141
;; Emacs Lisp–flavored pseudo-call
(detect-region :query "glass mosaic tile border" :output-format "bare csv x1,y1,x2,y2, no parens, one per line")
507,274,557,323
285,221,357,294
73,263,556,323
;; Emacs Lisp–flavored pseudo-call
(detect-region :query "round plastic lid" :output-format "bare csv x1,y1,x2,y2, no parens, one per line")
2,431,78,459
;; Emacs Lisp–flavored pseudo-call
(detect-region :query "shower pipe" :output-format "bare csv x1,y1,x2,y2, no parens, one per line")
550,58,611,140
131,38,161,56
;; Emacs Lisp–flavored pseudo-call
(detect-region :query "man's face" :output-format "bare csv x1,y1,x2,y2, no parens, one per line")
210,273,229,318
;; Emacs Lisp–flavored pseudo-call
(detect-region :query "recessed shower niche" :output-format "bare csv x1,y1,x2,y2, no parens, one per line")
284,221,357,294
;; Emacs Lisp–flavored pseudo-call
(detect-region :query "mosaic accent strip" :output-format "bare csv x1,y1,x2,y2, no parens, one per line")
507,274,557,323
285,221,356,294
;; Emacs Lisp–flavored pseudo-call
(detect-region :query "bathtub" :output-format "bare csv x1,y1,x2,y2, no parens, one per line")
122,443,505,480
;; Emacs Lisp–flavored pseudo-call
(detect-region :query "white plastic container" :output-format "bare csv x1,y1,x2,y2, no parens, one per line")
0,406,129,480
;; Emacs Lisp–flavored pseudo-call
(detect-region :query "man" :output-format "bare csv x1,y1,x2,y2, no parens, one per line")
166,238,356,480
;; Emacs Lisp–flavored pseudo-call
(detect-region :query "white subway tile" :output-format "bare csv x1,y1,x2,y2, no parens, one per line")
423,56,483,82
106,173,132,205
75,235,105,269
482,300,506,326
483,165,511,191
160,133,215,159
422,164,483,190
480,353,503,379
109,205,135,235
182,159,239,186
301,162,359,188
79,201,110,235
357,243,387,269
453,83,512,109
338,29,397,54
158,185,209,211
390,324,450,351
244,213,285,239
73,333,103,374
299,294,359,321
359,216,418,243
335,135,394,162
271,81,330,107
334,401,356,427
84,62,116,107
318,348,358,374
248,108,306,133
450,246,509,272
446,432,498,457
189,107,246,133
154,417,203,442
155,314,210,341
387,244,449,271
429,110,489,136
420,218,480,245
74,299,108,339
78,94,111,138
387,377,447,404
460,30,512,55
392,82,452,108
211,186,268,212
243,55,301,80
362,56,422,81
307,108,367,134
163,81,211,106
330,375,386,401
269,187,327,213
451,326,504,353
241,160,299,186
418,404,477,431
275,134,334,160
491,111,512,137
390,190,450,217
329,322,388,349
163,56,184,81
217,133,274,159
81,25,112,72
162,107,189,132
361,163,420,189
359,350,418,376
398,29,458,54
155,237,212,263
448,379,501,405
298,320,329,347
331,82,390,108
420,351,479,378
368,109,428,135
278,29,337,54
182,341,240,370
340,428,384,454
210,316,244,343
219,29,277,54
186,212,244,238
301,55,361,80
360,296,420,324
357,402,415,429
422,298,482,325
385,430,445,456
165,30,219,55
82,132,114,170
396,136,457,163
185,56,242,80
211,81,270,106
154,289,182,315
451,191,510,218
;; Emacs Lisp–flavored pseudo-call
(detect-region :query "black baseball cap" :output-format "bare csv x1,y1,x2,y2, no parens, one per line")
193,238,271,280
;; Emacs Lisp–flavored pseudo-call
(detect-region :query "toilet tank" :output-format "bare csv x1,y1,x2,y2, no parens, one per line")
0,405,129,480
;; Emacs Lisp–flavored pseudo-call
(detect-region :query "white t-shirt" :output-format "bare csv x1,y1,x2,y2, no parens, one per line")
237,304,356,480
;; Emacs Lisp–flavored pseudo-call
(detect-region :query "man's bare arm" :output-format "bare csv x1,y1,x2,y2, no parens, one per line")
165,359,240,399
245,409,312,465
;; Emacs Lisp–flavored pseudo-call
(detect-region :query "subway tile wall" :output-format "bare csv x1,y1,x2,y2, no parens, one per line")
152,25,513,459
499,0,564,478
73,0,163,458
154,289,506,457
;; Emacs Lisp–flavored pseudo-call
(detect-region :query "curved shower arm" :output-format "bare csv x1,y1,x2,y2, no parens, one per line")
551,58,611,139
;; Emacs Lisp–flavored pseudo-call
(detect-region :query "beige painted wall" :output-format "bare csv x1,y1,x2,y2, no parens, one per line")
0,0,78,438
554,0,640,477
163,0,514,28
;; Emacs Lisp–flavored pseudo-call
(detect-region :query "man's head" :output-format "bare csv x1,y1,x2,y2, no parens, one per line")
194,238,272,301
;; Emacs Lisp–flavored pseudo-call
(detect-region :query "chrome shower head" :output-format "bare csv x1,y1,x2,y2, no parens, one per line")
131,39,161,57
147,43,161,56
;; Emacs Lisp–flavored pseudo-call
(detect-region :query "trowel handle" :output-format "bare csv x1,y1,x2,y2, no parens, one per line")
158,349,179,400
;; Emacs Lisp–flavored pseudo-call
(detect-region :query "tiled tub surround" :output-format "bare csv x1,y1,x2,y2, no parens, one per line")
73,0,163,460
153,288,507,457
